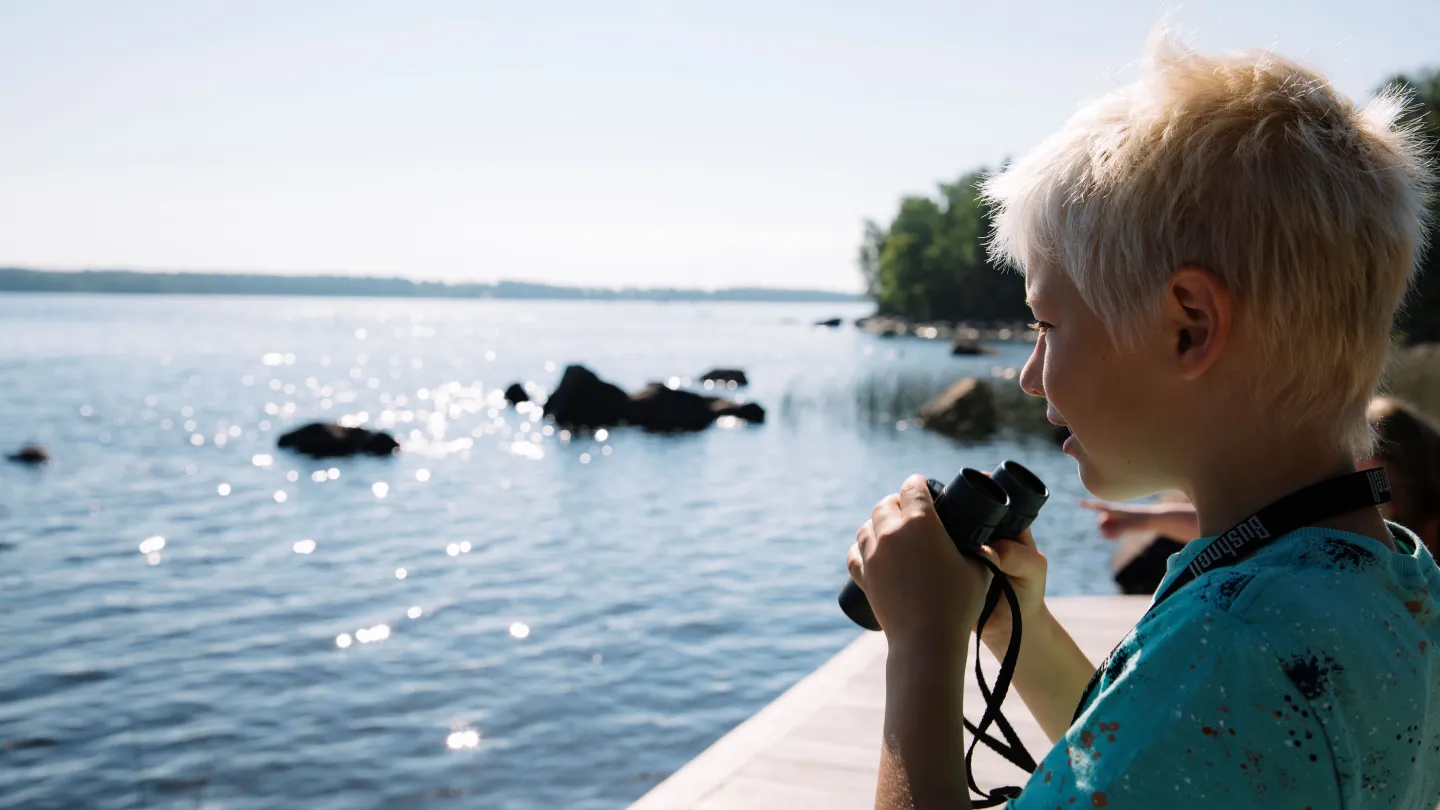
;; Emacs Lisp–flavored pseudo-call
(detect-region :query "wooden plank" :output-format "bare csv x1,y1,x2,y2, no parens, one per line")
629,596,1149,810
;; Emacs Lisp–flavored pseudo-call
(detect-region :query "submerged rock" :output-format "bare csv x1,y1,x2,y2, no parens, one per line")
543,365,632,429
542,365,766,433
815,317,842,327
916,377,997,440
277,423,400,458
627,384,766,432
6,444,48,465
503,383,530,405
699,368,748,387
628,385,723,432
713,401,765,424
950,337,991,356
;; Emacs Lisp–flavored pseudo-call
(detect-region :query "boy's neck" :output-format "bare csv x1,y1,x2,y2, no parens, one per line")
1183,433,1395,552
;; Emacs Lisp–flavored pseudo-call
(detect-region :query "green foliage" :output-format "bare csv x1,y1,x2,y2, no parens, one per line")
865,70,1440,340
858,170,1028,324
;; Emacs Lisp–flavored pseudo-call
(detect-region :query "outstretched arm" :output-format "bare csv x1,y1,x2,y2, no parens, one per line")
1080,499,1202,544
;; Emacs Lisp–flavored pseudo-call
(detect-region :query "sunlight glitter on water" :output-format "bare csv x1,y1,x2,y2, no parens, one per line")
446,729,481,750
356,624,391,644
2,297,1086,810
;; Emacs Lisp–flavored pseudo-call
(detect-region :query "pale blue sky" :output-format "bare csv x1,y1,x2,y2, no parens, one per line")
1,1,1436,291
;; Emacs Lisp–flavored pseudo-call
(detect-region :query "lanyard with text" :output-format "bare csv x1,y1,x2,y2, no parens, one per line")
1072,467,1392,722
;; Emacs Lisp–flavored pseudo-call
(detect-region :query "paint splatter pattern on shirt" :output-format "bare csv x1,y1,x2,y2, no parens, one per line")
1010,524,1440,809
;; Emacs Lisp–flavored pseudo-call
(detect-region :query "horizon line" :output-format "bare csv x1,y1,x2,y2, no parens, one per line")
1,264,865,296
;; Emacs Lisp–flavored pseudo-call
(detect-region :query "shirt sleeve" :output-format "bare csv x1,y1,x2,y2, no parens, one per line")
1010,606,1341,809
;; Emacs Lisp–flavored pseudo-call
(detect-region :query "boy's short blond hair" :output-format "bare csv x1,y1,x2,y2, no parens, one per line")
983,31,1434,454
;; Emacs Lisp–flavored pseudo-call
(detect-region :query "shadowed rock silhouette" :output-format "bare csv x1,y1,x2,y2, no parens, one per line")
277,423,400,458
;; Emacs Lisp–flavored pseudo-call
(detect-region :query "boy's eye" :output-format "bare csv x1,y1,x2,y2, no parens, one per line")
1028,321,1054,333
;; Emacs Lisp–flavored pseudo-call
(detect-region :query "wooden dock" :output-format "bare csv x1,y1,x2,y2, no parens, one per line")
629,596,1150,810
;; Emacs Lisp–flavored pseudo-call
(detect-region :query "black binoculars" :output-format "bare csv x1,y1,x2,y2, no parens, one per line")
838,460,1049,631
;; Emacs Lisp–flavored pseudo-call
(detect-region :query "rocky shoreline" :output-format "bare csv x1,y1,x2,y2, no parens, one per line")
851,315,1037,344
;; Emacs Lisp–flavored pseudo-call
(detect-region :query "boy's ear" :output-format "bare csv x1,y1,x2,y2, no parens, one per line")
1164,266,1231,380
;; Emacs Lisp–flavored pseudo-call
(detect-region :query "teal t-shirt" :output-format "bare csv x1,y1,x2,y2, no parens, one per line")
1011,523,1440,809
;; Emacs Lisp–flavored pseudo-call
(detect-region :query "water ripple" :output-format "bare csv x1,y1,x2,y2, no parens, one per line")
0,296,1113,809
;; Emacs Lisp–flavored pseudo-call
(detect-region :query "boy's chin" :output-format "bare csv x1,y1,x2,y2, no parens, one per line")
1074,451,1165,502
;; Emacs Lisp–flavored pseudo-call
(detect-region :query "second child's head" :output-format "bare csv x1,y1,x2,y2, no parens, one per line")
1364,397,1440,554
987,32,1433,501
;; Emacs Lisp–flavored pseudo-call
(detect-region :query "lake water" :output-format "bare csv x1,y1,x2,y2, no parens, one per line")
0,295,1117,809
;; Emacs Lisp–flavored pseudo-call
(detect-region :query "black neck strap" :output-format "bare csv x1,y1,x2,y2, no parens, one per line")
1074,467,1392,722
1151,467,1391,607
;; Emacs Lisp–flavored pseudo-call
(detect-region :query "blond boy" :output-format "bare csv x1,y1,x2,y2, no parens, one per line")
847,33,1439,809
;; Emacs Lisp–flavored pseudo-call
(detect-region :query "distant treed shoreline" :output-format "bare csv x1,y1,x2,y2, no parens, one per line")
0,267,862,303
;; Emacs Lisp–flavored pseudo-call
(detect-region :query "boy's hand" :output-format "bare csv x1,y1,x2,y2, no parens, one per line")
847,474,992,653
1079,499,1164,540
1079,499,1202,544
973,527,1048,652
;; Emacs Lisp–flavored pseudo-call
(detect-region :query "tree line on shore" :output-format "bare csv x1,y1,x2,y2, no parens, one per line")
859,69,1440,344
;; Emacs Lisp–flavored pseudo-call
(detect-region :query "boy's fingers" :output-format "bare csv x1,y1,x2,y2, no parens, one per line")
898,474,934,516
976,544,1002,567
870,493,902,525
981,538,1044,576
993,526,1037,549
846,543,864,584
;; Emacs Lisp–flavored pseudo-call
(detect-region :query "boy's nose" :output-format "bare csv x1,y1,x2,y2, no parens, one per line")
1019,346,1045,398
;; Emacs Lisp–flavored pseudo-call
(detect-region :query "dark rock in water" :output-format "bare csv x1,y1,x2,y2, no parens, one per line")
543,365,631,429
815,317,842,328
277,423,400,458
950,336,991,356
628,384,722,432
1,737,58,753
699,368,748,387
916,377,997,440
857,315,908,338
6,444,48,465
625,384,767,432
543,364,767,433
713,400,765,424
503,383,529,405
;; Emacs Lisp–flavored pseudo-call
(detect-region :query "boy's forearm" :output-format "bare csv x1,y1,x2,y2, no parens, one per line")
878,641,973,810
987,605,1096,743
